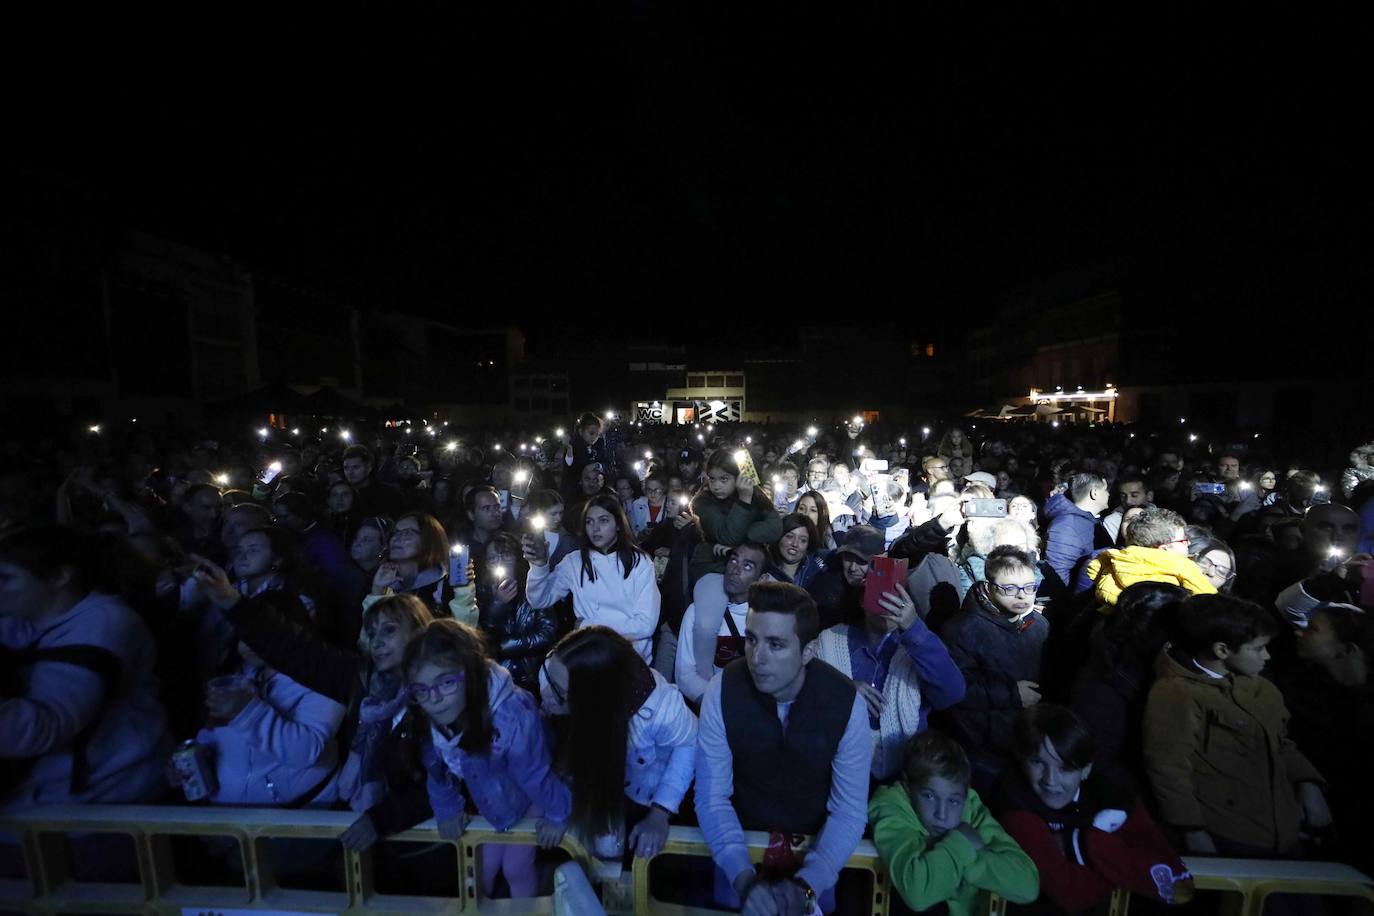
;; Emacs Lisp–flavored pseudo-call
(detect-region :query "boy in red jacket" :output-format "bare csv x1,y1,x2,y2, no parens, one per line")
992,705,1193,914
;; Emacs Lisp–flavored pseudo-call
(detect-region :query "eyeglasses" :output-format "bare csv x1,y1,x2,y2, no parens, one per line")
540,661,567,708
1162,537,1191,547
408,673,464,704
990,582,1039,598
1196,556,1234,579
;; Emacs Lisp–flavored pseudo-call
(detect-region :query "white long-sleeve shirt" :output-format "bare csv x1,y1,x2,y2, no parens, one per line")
200,667,345,807
693,672,871,896
526,549,661,661
674,600,748,704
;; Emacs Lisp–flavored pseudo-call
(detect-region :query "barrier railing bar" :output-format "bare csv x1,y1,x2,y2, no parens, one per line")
630,826,890,916
1,807,595,916
6,807,1374,916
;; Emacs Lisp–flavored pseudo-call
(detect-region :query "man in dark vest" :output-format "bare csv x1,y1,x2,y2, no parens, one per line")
695,581,871,915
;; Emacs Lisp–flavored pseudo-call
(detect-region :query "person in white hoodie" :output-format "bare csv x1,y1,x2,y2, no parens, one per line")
541,626,697,861
522,493,660,661
174,623,346,807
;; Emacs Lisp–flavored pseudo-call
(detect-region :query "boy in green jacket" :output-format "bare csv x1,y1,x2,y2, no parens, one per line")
870,731,1039,915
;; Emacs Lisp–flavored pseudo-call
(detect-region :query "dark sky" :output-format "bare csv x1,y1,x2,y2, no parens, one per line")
8,4,1364,353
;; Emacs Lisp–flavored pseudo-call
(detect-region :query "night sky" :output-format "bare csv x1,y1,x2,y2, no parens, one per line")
7,4,1365,356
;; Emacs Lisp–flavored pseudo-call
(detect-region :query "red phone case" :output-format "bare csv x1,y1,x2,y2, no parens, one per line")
862,556,908,615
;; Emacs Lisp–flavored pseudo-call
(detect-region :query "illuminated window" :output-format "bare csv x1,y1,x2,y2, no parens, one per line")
925,344,935,358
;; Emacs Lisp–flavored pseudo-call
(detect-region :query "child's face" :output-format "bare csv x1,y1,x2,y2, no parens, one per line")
1223,635,1271,677
409,661,467,728
910,775,967,839
1022,736,1091,812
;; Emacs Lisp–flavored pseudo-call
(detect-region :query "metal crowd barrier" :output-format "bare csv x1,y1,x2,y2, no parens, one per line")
4,806,1373,915
989,856,1374,916
0,804,594,915
629,825,892,915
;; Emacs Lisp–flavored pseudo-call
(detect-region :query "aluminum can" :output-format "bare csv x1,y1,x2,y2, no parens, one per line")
172,739,217,801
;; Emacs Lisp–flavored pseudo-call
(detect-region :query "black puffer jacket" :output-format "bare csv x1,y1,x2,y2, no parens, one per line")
475,583,561,697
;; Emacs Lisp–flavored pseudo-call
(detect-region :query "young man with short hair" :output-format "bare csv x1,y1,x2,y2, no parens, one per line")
1043,472,1111,590
342,445,405,519
676,543,769,704
695,582,871,914
1101,474,1154,543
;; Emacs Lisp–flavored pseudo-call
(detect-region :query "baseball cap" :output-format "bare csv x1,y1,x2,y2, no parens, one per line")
835,525,885,563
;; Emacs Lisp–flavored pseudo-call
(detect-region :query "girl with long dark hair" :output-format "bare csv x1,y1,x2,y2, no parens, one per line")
522,493,660,661
541,626,697,860
404,619,570,898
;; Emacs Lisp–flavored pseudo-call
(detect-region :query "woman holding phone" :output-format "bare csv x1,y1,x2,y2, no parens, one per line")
522,494,660,662
370,512,453,615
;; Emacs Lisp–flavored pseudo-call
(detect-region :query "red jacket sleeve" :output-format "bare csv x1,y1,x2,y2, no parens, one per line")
1082,803,1188,903
997,810,1113,914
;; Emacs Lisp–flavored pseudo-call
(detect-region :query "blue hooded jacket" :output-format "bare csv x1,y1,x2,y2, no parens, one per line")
1042,493,1103,589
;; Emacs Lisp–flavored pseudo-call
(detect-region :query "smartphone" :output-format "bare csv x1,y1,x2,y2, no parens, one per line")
1191,482,1225,497
260,461,283,485
963,498,1008,518
773,478,790,511
733,450,761,486
449,544,469,586
862,556,909,615
859,458,889,473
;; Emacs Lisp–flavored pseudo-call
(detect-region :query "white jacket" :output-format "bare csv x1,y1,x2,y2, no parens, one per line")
624,669,698,812
1,592,168,812
526,549,661,661
199,666,346,807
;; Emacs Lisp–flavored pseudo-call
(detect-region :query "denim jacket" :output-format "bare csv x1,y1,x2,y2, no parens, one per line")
422,664,571,830
622,669,699,812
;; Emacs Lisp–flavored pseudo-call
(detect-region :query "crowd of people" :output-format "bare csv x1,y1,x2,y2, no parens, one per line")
2,410,1372,915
